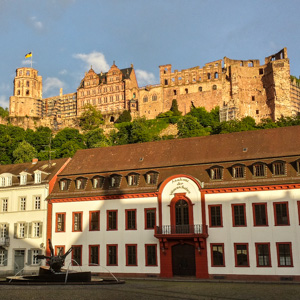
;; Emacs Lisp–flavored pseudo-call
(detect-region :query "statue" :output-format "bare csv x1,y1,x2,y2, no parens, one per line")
36,239,73,273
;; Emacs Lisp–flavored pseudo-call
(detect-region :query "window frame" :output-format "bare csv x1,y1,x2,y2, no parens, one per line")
255,243,271,267
208,205,223,227
276,242,293,267
72,245,82,266
232,164,245,179
210,243,225,267
145,171,159,185
253,163,266,177
107,210,118,231
127,173,139,186
210,166,223,180
55,212,66,233
72,212,83,232
234,243,249,267
107,244,118,266
273,202,290,226
232,204,247,227
252,203,268,227
89,244,100,266
55,245,65,256
126,244,138,266
272,161,286,176
144,208,156,230
125,209,137,230
89,210,100,231
145,244,157,266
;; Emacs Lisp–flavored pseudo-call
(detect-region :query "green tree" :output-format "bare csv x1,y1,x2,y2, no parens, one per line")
0,106,9,119
59,140,83,158
79,104,104,131
170,99,182,116
115,110,132,123
177,115,210,138
13,140,38,163
84,128,110,148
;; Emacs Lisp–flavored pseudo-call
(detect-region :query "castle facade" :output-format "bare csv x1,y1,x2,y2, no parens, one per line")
9,48,300,128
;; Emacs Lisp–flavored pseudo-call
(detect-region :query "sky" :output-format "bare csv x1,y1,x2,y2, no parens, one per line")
0,0,300,109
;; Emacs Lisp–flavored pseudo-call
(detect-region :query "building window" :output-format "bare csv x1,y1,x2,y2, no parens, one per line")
255,243,271,267
152,94,157,101
232,204,246,227
145,208,156,229
211,244,225,267
20,174,27,185
76,177,86,190
16,222,27,238
145,171,158,185
198,86,202,92
107,210,117,230
0,177,5,187
127,173,139,186
109,175,122,188
59,179,70,191
126,244,137,266
107,245,118,266
207,73,211,80
20,197,26,211
272,161,286,176
253,163,266,177
212,85,217,90
56,213,66,232
32,222,42,238
55,246,65,256
277,242,293,267
89,245,100,266
214,72,218,79
34,196,41,210
35,172,41,183
234,243,249,267
252,203,268,226
126,209,136,230
2,198,8,212
232,165,244,178
185,88,188,94
73,212,82,232
89,211,100,231
145,244,157,266
210,167,222,180
143,96,148,103
274,202,289,226
92,176,104,189
0,249,8,266
72,245,82,266
208,205,222,227
0,223,9,238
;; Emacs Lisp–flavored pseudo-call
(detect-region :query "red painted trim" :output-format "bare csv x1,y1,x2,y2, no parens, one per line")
170,193,194,227
231,204,247,227
55,212,66,233
273,202,290,226
144,208,156,230
126,244,138,266
234,243,249,267
107,244,118,266
276,242,293,267
203,183,300,194
107,210,118,231
72,245,82,266
72,211,83,232
54,245,65,256
49,192,158,203
208,204,223,227
252,203,268,227
210,243,225,267
89,210,100,231
255,242,271,267
89,244,100,266
145,244,158,266
46,201,53,256
125,209,137,230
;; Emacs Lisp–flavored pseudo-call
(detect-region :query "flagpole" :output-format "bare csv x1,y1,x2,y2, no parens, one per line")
31,52,33,68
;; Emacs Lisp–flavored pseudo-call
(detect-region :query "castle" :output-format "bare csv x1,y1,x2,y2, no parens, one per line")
9,48,300,129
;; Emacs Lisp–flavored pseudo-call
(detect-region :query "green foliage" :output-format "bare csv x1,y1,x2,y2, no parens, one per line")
257,118,278,129
13,140,38,163
79,104,104,131
170,99,182,116
0,106,9,119
213,117,256,134
84,128,111,148
115,110,132,123
177,115,210,138
291,75,300,86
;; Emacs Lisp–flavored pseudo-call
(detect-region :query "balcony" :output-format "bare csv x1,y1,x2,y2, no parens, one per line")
0,237,10,247
155,224,208,239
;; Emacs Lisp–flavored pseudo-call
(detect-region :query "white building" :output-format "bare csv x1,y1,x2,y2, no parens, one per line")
47,126,300,281
0,158,70,275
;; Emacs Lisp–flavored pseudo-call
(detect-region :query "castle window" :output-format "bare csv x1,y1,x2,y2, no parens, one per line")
152,94,157,101
26,90,30,96
212,85,217,90
26,81,29,87
256,110,259,114
164,79,168,85
173,90,177,96
252,96,255,101
185,88,188,94
19,70,23,76
143,96,148,103
214,72,218,79
110,96,113,102
207,73,211,80
17,90,20,95
248,61,254,67
26,70,30,76
198,87,202,92
98,98,101,104
259,68,264,75
210,166,223,180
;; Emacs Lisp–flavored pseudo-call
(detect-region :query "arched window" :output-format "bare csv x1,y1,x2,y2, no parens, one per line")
214,72,218,79
207,73,211,80
152,94,157,101
143,96,148,103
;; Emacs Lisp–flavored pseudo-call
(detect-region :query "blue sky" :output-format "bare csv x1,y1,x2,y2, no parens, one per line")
0,0,300,109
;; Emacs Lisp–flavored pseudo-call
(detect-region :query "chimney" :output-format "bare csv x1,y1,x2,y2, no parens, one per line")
32,158,38,164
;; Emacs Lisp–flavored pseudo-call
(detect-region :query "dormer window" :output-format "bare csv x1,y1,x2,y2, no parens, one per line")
0,175,12,187
20,174,27,185
210,166,223,180
0,177,5,187
59,179,70,191
127,173,139,186
35,172,41,184
145,171,159,185
253,163,266,177
272,161,286,176
232,165,245,179
110,174,122,188
92,176,104,189
76,177,87,190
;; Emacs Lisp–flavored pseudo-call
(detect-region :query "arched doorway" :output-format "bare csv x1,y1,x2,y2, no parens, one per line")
172,244,195,276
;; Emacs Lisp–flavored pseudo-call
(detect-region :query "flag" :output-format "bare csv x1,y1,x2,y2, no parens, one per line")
25,52,32,59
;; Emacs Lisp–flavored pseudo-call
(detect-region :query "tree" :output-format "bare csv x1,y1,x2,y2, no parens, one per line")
84,128,110,148
13,141,38,163
170,99,182,116
0,106,9,119
79,104,104,131
177,115,210,138
115,110,132,123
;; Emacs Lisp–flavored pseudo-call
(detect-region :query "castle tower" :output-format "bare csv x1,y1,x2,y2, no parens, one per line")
9,67,43,117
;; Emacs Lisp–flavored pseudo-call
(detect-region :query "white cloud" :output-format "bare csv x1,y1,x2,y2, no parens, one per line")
73,51,110,73
59,69,68,75
135,69,156,86
0,95,9,109
29,16,43,31
43,77,66,96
